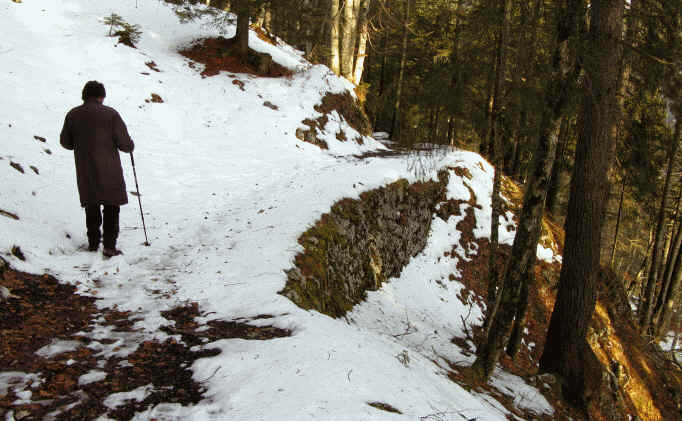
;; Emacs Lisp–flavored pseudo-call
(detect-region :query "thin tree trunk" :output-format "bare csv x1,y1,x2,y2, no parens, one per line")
447,0,463,149
447,116,455,147
483,0,511,332
629,224,656,295
660,184,682,301
390,0,410,142
671,311,681,363
340,0,357,78
352,0,370,85
656,245,682,338
506,272,531,357
539,0,624,406
372,29,389,130
611,175,626,268
652,218,677,306
508,129,521,176
434,106,442,142
640,119,680,333
660,221,675,283
655,134,682,335
546,116,570,215
302,0,312,57
330,0,341,75
481,83,496,157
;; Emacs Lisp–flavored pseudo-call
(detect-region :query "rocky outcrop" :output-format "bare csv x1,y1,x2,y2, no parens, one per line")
280,170,450,318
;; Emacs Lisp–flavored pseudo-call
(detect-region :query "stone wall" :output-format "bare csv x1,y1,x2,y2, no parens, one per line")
280,170,450,318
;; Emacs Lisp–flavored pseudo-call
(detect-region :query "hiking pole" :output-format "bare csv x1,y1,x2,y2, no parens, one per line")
130,151,150,246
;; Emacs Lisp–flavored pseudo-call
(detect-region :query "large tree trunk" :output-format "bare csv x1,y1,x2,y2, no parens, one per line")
539,0,624,406
472,0,584,381
329,0,341,75
639,119,679,333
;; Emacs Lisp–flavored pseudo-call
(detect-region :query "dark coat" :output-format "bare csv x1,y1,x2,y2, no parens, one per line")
60,99,135,206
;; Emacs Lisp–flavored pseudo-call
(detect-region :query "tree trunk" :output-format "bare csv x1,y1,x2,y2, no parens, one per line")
475,106,564,378
610,175,626,268
351,0,370,85
482,0,511,330
447,0,463,149
539,0,624,406
506,271,531,357
660,222,675,284
340,0,357,79
480,84,495,157
639,118,680,333
546,116,570,216
329,0,341,75
656,237,682,337
235,0,251,58
390,0,410,142
660,184,682,301
655,131,682,335
630,223,655,295
472,0,585,381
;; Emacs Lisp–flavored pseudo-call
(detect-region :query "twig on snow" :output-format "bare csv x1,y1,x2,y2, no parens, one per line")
392,311,416,338
198,366,222,384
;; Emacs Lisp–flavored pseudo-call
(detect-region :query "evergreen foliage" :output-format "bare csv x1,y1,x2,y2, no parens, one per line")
103,13,142,47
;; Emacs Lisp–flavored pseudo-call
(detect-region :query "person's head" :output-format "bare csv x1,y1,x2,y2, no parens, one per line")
82,80,106,103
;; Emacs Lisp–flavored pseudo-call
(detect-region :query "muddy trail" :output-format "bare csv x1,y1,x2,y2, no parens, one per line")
0,260,291,421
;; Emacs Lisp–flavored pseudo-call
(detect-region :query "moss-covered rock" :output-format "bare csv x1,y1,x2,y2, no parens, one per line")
280,170,450,317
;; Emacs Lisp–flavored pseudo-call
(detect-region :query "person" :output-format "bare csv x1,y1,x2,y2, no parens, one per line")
60,81,135,257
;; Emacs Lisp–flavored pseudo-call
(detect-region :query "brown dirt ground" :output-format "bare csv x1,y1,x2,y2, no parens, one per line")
0,264,290,420
179,36,292,78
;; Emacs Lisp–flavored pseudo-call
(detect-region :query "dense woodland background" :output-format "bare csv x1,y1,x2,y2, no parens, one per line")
168,0,680,407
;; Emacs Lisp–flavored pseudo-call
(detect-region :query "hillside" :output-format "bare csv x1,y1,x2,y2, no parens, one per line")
1,1,679,420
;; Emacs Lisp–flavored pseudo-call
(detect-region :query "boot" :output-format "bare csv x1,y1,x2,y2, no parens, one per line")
103,248,123,258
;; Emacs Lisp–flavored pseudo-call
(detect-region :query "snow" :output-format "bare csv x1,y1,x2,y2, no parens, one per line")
659,331,681,360
536,244,561,264
78,370,108,386
0,373,42,398
104,384,155,409
35,339,81,358
0,0,561,419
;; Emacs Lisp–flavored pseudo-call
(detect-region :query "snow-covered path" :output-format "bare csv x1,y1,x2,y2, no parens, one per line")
1,1,557,419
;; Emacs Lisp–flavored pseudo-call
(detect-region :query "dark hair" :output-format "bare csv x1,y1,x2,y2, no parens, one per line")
82,81,106,100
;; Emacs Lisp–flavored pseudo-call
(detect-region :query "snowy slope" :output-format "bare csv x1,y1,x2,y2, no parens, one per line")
1,1,558,420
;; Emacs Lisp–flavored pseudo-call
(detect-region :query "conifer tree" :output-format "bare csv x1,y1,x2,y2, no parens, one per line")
539,0,624,404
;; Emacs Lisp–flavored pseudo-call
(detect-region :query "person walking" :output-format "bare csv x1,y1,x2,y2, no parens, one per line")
60,81,135,257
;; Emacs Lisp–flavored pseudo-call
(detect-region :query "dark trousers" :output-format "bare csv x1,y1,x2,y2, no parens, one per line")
85,205,120,250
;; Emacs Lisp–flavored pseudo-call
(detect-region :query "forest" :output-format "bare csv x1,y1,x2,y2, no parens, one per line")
168,0,681,409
